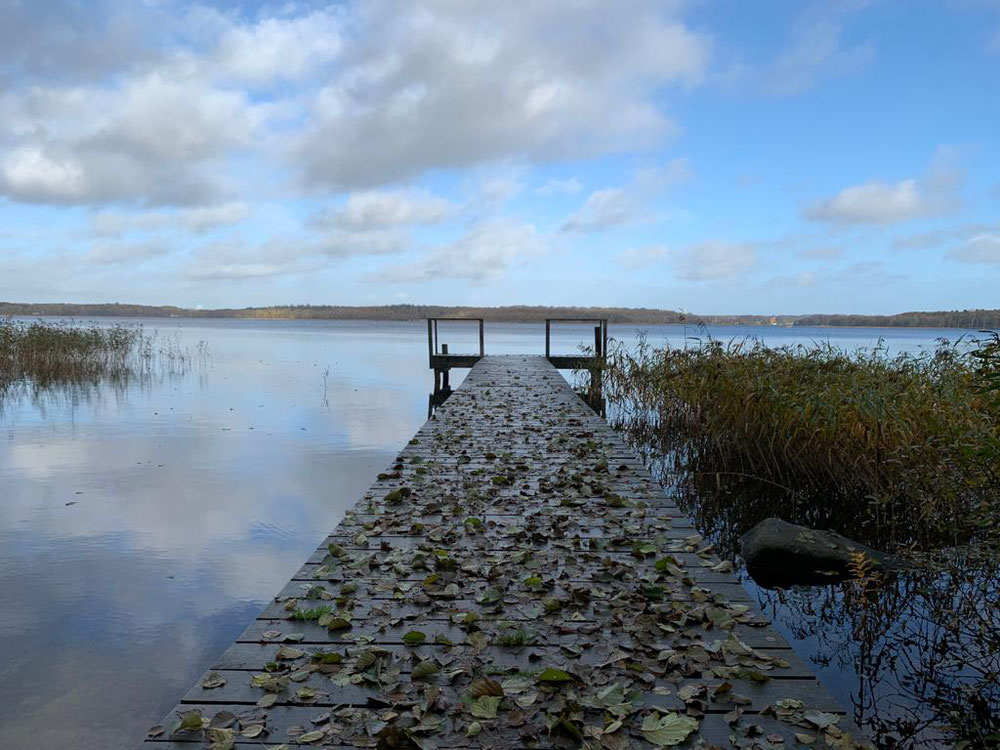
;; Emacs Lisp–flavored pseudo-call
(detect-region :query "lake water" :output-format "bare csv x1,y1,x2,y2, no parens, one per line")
0,318,981,749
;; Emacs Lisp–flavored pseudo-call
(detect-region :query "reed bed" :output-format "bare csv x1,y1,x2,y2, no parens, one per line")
0,318,193,402
602,332,1000,551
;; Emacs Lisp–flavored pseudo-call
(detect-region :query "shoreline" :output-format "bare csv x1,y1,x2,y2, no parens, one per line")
2,305,998,330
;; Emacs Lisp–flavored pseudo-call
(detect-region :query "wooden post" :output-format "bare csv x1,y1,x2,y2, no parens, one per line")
591,323,605,414
478,320,485,357
545,320,551,358
441,344,449,390
427,319,433,366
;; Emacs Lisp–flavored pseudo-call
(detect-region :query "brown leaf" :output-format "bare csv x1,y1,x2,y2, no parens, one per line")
468,677,504,698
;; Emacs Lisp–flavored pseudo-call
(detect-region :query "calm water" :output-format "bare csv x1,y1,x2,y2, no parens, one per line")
0,318,973,749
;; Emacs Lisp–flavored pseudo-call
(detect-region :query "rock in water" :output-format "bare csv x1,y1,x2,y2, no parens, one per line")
740,517,907,587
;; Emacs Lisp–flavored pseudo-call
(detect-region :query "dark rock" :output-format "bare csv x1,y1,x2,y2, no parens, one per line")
740,517,908,587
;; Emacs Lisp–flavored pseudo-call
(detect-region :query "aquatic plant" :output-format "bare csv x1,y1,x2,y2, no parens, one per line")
0,318,197,405
602,332,1000,551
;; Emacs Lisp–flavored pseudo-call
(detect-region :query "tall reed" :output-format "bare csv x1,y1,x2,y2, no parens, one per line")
603,333,1000,551
0,318,193,402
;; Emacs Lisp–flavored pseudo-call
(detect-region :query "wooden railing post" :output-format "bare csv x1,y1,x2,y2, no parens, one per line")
427,319,433,366
545,319,551,358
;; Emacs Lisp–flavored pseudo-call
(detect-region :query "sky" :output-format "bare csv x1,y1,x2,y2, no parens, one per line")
0,0,998,315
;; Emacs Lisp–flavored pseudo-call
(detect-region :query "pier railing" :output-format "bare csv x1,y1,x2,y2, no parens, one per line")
544,317,608,369
545,318,608,416
426,317,484,397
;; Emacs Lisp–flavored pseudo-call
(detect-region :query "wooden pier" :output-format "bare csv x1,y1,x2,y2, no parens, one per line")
142,355,869,749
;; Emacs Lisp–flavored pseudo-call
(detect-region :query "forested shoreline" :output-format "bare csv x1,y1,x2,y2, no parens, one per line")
1,302,997,328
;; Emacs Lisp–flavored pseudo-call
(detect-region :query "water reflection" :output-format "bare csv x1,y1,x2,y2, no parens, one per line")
626,437,1000,749
746,557,1000,748
0,320,427,749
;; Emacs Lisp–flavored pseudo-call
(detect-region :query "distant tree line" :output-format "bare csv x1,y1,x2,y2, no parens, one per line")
0,302,693,323
1,302,997,329
793,309,1000,329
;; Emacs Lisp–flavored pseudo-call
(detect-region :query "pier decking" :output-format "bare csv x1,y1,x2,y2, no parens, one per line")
142,355,868,749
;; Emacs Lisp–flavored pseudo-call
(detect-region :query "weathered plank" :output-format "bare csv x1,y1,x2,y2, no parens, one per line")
145,704,859,748
139,355,869,749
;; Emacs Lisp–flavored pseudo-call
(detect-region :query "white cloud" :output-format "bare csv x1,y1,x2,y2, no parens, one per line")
806,150,964,225
806,179,941,224
187,262,288,280
90,203,249,235
804,170,960,224
536,178,583,196
0,0,160,82
295,1,709,189
325,190,454,231
319,230,407,258
183,225,408,282
477,173,525,208
673,241,758,281
892,222,1000,251
373,219,546,282
181,203,250,232
947,233,1000,263
0,146,89,202
213,11,344,86
562,158,691,232
0,2,710,208
0,72,259,205
562,188,634,232
183,241,315,281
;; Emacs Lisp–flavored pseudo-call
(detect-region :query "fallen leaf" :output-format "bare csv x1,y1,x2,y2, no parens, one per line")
640,712,699,747
402,630,427,646
468,677,503,697
537,667,574,683
201,671,227,689
469,695,501,719
296,729,326,744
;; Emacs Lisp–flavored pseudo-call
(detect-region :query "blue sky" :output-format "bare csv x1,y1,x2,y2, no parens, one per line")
0,0,997,314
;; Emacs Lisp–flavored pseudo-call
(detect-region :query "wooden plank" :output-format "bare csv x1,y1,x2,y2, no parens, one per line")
145,710,862,748
179,670,845,713
138,355,870,749
209,641,815,676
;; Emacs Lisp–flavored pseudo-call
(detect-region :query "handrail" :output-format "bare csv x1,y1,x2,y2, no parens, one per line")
544,318,608,360
426,318,485,366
